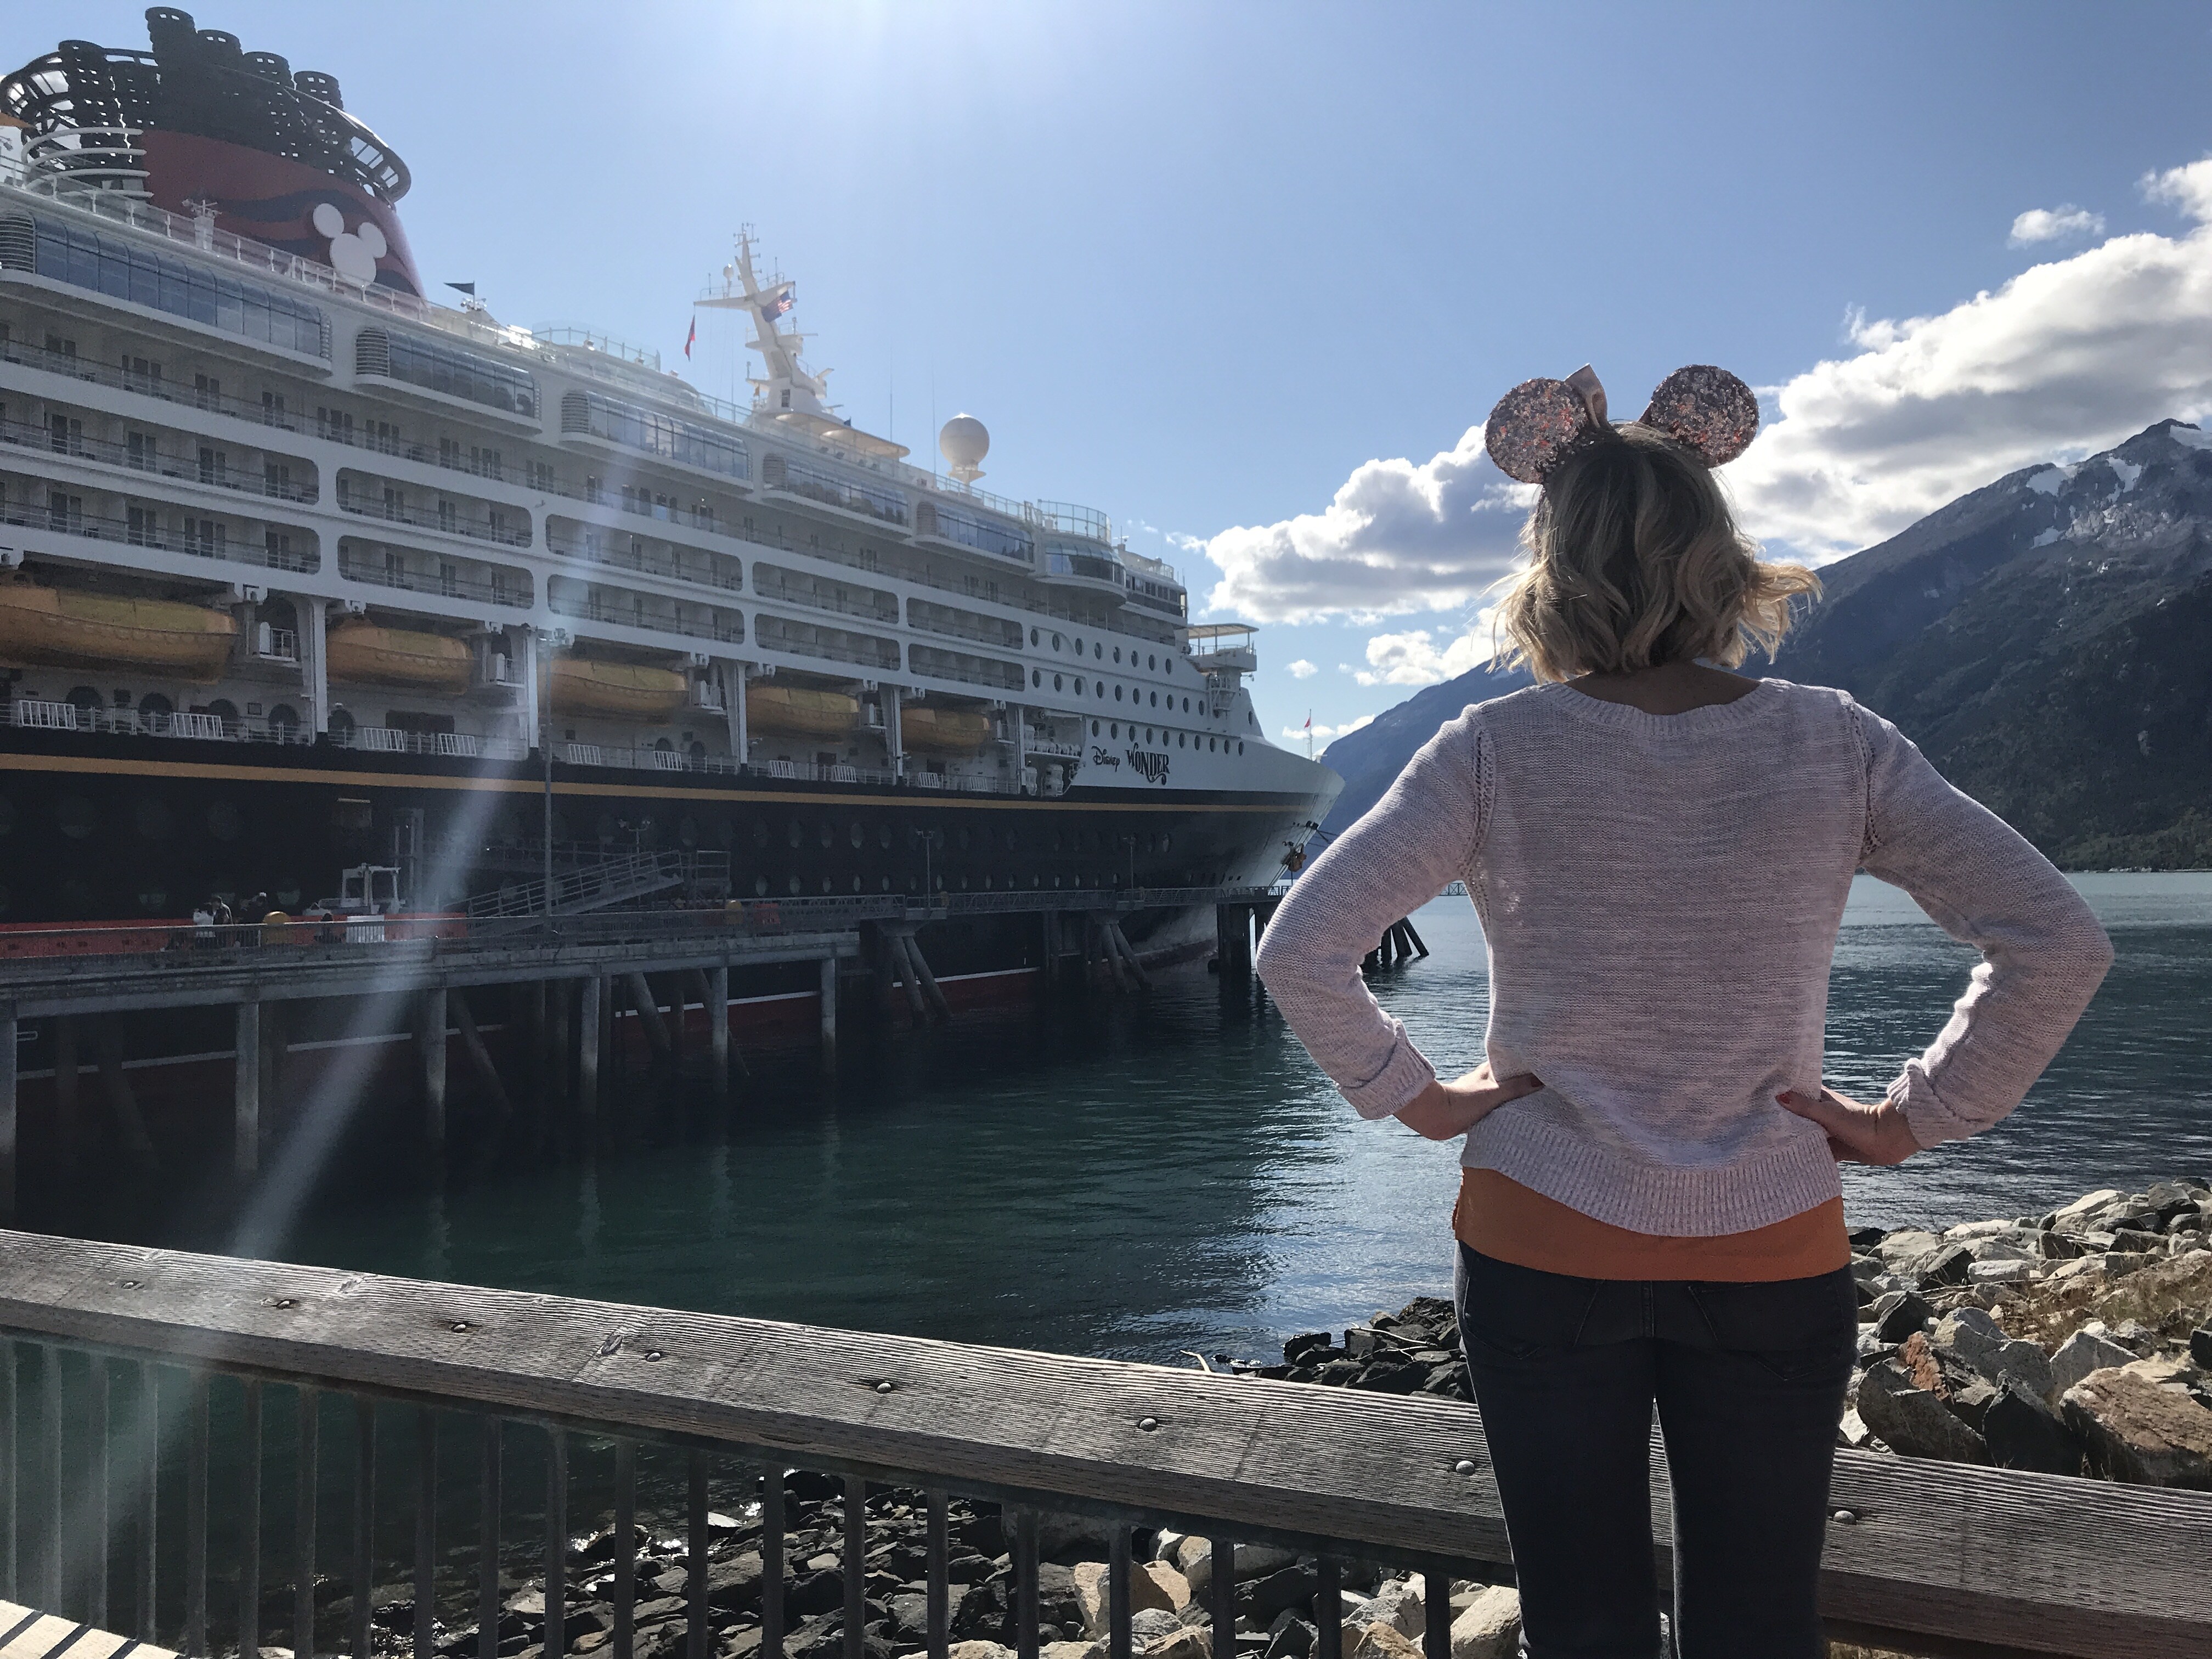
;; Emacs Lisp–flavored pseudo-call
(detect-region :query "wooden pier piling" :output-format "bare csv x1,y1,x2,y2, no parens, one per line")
625,973,673,1062
0,1000,16,1223
818,957,838,1073
706,966,730,1093
578,978,601,1118
234,1000,261,1177
50,1017,75,1173
419,989,448,1147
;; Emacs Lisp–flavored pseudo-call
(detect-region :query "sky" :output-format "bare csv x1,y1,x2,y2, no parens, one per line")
10,2,2212,754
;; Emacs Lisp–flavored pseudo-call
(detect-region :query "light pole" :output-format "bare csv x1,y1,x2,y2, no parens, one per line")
910,826,943,905
538,628,554,913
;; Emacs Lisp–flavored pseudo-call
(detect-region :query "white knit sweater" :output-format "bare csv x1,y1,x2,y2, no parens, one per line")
1255,679,2114,1237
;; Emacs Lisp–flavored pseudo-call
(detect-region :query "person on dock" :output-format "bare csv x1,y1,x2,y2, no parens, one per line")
1255,363,2115,1658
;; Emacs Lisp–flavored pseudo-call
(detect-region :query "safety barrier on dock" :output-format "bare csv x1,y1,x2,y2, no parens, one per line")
0,1232,2199,1659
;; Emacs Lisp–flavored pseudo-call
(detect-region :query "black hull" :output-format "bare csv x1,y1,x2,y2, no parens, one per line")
0,729,1312,973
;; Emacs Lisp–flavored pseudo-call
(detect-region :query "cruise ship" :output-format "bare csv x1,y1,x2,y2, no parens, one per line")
0,10,1338,986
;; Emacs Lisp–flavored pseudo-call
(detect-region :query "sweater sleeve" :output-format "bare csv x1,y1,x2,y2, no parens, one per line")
1255,707,1487,1119
1850,703,2114,1149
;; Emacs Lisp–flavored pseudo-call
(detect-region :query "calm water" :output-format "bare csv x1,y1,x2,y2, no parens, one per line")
204,871,2212,1366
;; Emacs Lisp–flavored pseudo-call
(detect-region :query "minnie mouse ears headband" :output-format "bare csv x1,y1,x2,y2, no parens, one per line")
1483,363,1759,485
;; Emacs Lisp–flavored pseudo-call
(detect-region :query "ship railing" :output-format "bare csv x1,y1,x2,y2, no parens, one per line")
1020,734,1084,758
751,579,901,628
3,701,320,744
0,500,320,574
541,530,744,593
328,727,529,762
334,492,533,549
0,336,307,431
333,548,532,610
548,596,744,647
0,415,320,504
750,622,900,673
905,654,1026,695
906,607,1026,650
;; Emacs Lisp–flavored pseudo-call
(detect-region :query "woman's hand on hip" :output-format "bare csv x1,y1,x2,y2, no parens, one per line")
1395,1063,1543,1142
1776,1085,1922,1166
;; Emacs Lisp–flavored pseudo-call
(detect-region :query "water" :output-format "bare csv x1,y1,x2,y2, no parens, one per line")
171,871,2209,1368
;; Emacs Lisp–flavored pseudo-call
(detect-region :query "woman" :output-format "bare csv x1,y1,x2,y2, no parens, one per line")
1254,364,2114,1659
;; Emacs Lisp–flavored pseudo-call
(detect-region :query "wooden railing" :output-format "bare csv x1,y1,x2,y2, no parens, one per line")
0,1234,2201,1659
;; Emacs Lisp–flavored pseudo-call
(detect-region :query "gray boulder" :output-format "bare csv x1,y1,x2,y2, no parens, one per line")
1856,1363,1989,1463
2047,1329,2137,1405
1982,1380,2082,1475
1877,1229,1944,1274
2062,1368,2212,1488
1931,1308,2054,1399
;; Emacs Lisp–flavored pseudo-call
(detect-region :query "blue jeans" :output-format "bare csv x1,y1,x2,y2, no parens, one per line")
1454,1244,1859,1659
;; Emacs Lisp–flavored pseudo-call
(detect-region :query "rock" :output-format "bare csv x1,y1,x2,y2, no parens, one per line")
2047,1330,2138,1404
2036,1229,2082,1261
1344,1328,1383,1359
949,1644,1014,1659
1982,1380,2082,1475
1240,1566,1319,1624
1447,1588,1520,1659
2049,1189,2126,1232
1147,1629,1212,1659
1929,1308,2053,1398
1967,1259,2036,1285
1918,1244,1974,1288
1347,1627,1421,1659
787,1572,844,1618
1283,1333,1333,1364
1036,1514,1121,1558
2192,1326,2212,1370
1074,1560,1174,1637
1866,1289,1934,1344
1043,1643,1104,1659
2062,1368,2212,1487
1877,1229,1944,1274
1263,1618,1315,1659
1945,1218,2019,1241
1143,1563,1192,1612
1129,1610,1183,1647
1176,1542,1299,1599
1856,1361,1989,1463
1344,1579,1422,1640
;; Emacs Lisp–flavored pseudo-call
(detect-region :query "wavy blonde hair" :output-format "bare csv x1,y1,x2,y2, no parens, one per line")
1491,422,1820,681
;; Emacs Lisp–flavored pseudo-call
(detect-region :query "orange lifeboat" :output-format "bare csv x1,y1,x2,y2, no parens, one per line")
902,705,992,754
0,575,234,679
746,682,860,737
325,621,471,692
550,657,687,720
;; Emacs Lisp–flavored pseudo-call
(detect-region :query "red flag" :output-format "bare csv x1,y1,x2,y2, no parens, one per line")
684,315,696,359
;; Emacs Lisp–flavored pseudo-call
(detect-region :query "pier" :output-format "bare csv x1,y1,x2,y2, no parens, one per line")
0,885,1293,1218
0,1231,2197,1659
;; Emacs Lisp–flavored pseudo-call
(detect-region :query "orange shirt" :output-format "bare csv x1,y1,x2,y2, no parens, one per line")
1454,1167,1850,1282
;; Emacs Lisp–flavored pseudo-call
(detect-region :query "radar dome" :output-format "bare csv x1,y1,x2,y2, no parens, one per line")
938,414,989,482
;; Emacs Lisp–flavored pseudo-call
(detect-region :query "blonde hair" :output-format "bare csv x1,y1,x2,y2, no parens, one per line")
1491,422,1819,682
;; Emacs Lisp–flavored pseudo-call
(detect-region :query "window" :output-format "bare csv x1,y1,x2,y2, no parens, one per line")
1031,669,1041,687
1053,674,1063,691
1149,691,1158,707
1093,642,1103,659
127,432,156,471
358,329,536,417
1114,685,1122,701
9,213,329,354
127,505,158,546
1091,720,1099,736
262,390,288,427
1113,648,1121,664
263,530,295,569
264,461,292,498
1030,628,1039,646
528,460,555,490
1148,654,1157,671
1052,633,1063,650
46,491,83,532
1074,677,1085,695
562,390,747,479
198,447,227,486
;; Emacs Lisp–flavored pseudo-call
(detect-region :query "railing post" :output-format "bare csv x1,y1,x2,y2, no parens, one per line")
297,1386,319,1659
614,1438,636,1659
687,1452,709,1659
241,1381,263,1659
543,1429,566,1659
414,1408,436,1659
352,1399,376,1659
0,1000,15,1224
479,1420,501,1659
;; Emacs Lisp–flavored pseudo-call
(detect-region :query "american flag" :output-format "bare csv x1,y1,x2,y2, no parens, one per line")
764,288,794,319
684,316,696,359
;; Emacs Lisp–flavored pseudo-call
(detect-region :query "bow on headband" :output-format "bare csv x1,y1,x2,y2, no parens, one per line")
1483,363,1760,484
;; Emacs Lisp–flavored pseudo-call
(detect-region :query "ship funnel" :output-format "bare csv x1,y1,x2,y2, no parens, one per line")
295,70,343,108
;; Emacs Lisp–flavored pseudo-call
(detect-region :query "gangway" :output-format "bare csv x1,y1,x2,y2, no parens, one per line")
465,850,725,919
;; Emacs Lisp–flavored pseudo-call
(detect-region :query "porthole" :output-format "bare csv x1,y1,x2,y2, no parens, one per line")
1209,737,1217,752
881,876,893,891
57,795,95,840
1030,628,1039,646
1091,720,1100,736
1146,727,1154,742
135,797,175,840
1178,733,1186,747
981,874,991,890
853,875,863,893
957,826,971,851
1074,636,1083,654
1052,830,1063,851
821,876,832,894
1053,633,1063,650
1148,654,1157,671
1110,724,1119,740
850,821,865,849
787,820,803,849
1003,828,1017,851
1114,685,1123,701
1075,677,1085,695
1093,642,1102,659
1113,647,1121,664
206,800,242,841
754,875,769,896
1097,682,1105,698
819,822,833,849
1149,691,1158,707
1032,669,1041,687
878,822,893,849
788,875,803,895
1054,674,1064,692
1238,741,1245,754
1161,833,1171,852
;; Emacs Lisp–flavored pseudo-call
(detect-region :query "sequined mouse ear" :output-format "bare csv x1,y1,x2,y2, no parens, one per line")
1638,365,1759,468
1484,377,1600,484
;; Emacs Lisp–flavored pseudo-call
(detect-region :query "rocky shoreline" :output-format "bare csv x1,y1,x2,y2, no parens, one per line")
343,1180,2208,1659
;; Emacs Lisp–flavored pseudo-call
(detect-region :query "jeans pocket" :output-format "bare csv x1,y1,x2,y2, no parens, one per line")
1683,1269,1859,1384
1455,1245,1601,1363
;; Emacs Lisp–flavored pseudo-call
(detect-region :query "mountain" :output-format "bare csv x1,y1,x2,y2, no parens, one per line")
1316,419,2212,866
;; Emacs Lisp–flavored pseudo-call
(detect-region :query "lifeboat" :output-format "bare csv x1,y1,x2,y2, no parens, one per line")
551,657,687,719
747,682,859,737
326,622,471,692
0,577,234,679
902,705,992,754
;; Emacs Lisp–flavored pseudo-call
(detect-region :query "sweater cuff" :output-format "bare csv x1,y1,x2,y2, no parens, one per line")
1344,1037,1438,1121
1888,1064,1978,1150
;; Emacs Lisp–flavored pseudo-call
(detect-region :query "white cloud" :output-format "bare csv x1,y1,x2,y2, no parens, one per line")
2008,204,2104,245
1352,626,1494,687
1285,658,1318,679
1200,427,1536,624
1281,715,1374,744
1728,157,2212,559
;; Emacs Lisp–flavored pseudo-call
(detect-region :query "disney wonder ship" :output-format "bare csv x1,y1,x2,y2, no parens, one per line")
0,10,1337,989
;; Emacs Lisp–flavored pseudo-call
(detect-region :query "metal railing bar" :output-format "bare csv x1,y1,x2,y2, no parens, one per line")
1314,1558,1341,1659
0,1346,11,1606
1421,1572,1449,1659
686,1453,708,1659
924,1488,947,1659
1107,1525,1130,1659
298,1385,319,1659
351,1398,374,1659
91,1358,110,1630
1207,1536,1234,1659
479,1418,501,1659
186,1374,208,1659
543,1428,566,1659
1013,1507,1037,1659
136,1362,156,1644
613,1437,636,1659
759,1466,784,1659
414,1408,435,1659
41,1347,60,1616
842,1476,865,1659
241,1380,262,1659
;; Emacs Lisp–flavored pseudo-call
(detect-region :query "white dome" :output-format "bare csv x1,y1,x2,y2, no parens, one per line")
938,414,990,469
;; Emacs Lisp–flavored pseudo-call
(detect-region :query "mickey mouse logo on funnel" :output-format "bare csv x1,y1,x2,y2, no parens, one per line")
312,200,388,285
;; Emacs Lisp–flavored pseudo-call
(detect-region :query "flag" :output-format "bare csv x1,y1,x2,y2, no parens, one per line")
685,315,696,359
763,287,794,320
446,281,475,296
1303,713,1312,731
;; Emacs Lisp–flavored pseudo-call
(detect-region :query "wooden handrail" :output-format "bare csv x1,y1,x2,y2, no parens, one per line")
0,1231,2203,1659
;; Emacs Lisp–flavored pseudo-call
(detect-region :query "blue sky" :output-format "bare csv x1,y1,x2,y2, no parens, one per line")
12,2,2212,752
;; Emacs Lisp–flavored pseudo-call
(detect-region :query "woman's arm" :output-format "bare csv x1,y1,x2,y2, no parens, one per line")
1255,707,1492,1120
1847,703,2115,1149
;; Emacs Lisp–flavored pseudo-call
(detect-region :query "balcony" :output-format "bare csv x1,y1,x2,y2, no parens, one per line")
0,492,319,573
0,413,318,503
337,542,533,609
548,587,743,646
1038,547,1131,601
336,478,532,548
544,523,743,594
